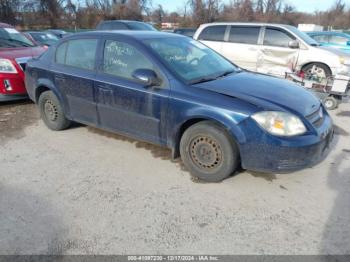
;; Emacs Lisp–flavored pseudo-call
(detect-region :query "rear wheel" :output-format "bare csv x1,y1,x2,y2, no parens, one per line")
323,96,339,110
38,90,71,130
180,121,239,182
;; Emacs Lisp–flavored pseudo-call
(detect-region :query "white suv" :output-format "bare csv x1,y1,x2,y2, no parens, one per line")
193,23,350,78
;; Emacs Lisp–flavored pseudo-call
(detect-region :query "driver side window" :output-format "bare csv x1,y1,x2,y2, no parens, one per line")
263,28,295,48
103,40,154,81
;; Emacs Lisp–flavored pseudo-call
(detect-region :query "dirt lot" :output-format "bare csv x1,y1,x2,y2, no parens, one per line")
0,99,350,255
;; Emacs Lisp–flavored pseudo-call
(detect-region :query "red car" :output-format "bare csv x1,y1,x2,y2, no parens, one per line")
0,23,47,101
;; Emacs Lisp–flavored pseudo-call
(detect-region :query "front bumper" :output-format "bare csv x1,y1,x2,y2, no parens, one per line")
332,64,350,76
0,93,28,102
238,113,334,173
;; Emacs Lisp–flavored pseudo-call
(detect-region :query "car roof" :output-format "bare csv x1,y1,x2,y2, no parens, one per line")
199,22,294,28
64,30,184,40
307,31,350,36
0,22,13,28
100,20,148,24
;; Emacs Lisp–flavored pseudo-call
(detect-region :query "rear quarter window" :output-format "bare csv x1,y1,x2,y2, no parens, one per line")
198,25,226,41
55,42,67,64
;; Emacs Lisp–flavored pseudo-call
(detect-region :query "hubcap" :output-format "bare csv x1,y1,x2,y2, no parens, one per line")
189,135,223,170
306,65,327,82
44,99,58,122
325,100,334,108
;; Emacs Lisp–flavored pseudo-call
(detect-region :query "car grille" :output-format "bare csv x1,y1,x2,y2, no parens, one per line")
19,63,26,71
306,106,324,128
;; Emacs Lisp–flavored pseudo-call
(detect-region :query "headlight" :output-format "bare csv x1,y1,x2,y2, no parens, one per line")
339,57,350,66
252,111,307,137
0,58,17,73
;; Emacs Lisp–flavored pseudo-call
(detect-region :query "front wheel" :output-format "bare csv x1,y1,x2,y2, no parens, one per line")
38,90,71,130
302,63,332,81
180,121,239,182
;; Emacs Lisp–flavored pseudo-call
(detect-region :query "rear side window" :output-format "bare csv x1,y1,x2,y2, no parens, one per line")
229,26,260,44
263,28,295,48
103,40,154,80
55,39,98,70
198,25,226,41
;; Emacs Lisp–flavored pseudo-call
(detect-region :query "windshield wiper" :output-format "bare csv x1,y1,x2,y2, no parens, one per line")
216,70,235,79
190,77,217,85
190,70,237,85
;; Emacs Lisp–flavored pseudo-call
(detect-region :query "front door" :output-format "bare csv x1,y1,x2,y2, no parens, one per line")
257,27,300,77
94,39,170,145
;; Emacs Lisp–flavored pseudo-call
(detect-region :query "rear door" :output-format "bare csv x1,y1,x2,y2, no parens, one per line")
51,38,99,124
197,25,227,54
220,25,261,70
94,38,170,145
257,27,300,77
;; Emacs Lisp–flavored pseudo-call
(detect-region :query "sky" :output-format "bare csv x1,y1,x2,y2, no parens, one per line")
153,0,350,13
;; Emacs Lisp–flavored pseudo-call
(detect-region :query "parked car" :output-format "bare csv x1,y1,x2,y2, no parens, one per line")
173,28,197,38
193,23,350,79
25,31,333,182
45,29,70,39
96,20,157,31
307,31,350,53
25,31,59,46
0,22,47,101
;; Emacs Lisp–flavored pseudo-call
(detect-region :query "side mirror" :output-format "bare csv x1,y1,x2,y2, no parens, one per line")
288,40,300,49
347,41,350,46
132,69,162,87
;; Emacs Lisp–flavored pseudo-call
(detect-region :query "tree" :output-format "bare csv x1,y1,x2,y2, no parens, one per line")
0,0,20,25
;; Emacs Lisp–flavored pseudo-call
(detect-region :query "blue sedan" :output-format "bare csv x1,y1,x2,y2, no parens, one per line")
25,31,333,182
307,31,350,53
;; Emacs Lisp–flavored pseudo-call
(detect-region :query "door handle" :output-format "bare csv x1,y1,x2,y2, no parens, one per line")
97,84,111,90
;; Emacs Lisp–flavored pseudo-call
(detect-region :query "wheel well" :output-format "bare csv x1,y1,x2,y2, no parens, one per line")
35,86,50,103
173,118,232,159
301,62,332,75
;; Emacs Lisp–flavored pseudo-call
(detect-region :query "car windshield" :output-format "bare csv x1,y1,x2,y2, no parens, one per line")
127,22,157,31
285,25,320,46
143,37,239,84
0,28,35,48
31,32,59,45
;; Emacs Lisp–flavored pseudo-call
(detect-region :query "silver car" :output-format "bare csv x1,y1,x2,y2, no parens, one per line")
193,23,350,79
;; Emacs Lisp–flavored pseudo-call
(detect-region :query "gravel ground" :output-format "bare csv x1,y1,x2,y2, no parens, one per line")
0,99,349,255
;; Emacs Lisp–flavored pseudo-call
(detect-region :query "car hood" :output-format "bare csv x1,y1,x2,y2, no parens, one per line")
0,46,46,59
194,71,320,116
318,45,350,57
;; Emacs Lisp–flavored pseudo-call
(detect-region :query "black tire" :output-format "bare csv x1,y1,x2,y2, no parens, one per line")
180,121,239,182
38,90,71,130
302,63,332,79
323,96,339,110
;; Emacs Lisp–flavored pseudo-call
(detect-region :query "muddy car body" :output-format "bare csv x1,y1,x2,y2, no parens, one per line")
25,31,333,181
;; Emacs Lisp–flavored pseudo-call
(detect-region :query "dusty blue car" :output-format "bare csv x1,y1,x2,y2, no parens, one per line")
307,31,350,53
25,31,333,182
